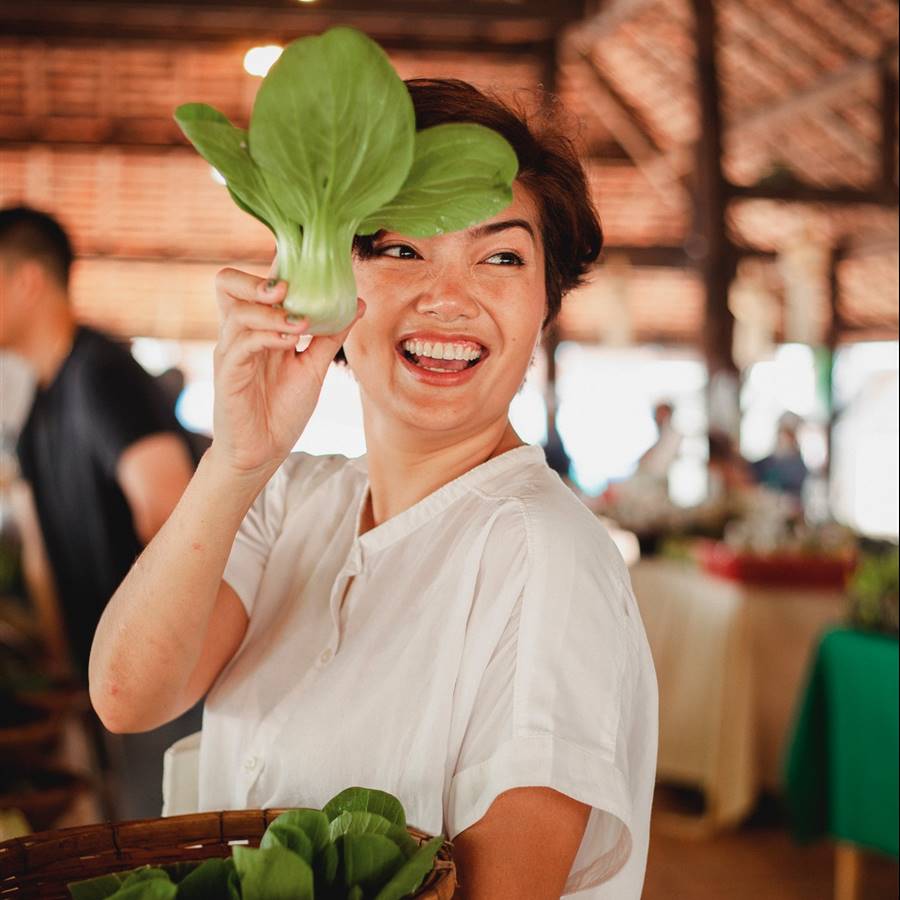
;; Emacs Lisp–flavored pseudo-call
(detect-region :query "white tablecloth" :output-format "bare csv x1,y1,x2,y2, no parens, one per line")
629,558,846,833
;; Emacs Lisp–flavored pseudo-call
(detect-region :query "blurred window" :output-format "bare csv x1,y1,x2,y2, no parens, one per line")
740,344,822,465
830,342,899,539
554,342,708,503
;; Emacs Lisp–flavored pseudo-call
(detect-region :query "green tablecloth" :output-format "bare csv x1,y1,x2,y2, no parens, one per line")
784,628,899,857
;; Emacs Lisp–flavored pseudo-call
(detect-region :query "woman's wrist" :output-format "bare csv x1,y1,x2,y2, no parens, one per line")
199,443,283,507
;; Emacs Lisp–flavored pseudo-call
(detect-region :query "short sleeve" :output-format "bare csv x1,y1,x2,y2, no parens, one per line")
222,464,290,617
82,348,182,477
447,498,655,897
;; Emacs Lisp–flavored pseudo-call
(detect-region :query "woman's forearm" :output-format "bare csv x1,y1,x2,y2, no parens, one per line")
89,448,275,732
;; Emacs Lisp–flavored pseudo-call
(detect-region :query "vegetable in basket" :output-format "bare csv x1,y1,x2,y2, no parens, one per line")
68,787,445,899
174,26,518,335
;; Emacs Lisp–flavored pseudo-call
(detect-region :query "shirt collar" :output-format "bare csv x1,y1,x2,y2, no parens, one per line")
346,444,545,556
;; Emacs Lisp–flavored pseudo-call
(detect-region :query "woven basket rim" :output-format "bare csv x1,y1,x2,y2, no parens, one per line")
0,808,456,899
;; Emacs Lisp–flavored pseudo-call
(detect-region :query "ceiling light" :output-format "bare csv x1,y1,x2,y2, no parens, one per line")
243,45,283,78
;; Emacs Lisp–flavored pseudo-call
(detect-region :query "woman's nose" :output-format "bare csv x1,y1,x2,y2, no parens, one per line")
413,265,480,321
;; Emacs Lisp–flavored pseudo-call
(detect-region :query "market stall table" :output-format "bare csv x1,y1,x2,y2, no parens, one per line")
629,557,847,833
785,628,899,900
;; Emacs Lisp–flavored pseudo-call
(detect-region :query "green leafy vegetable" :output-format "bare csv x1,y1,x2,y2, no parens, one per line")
176,858,237,899
373,837,445,900
329,810,396,841
337,833,404,891
68,787,446,899
234,844,314,900
175,26,517,335
68,874,127,900
323,787,406,829
68,868,176,900
262,822,315,863
268,808,332,855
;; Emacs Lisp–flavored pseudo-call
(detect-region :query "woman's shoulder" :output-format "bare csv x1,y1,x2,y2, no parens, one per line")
505,462,629,580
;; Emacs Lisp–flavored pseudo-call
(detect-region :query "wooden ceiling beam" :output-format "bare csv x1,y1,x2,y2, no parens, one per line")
0,2,572,45
842,226,900,260
730,180,899,207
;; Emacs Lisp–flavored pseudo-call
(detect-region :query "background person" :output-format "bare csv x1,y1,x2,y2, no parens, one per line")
0,205,202,819
751,412,809,499
637,401,682,490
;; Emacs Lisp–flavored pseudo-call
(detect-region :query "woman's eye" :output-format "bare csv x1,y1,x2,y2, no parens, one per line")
484,251,525,266
375,244,420,259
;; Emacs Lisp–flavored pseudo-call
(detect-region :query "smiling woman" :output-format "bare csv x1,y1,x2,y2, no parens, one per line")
88,75,657,900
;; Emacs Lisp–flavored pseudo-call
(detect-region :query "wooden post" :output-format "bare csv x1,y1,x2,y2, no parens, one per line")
689,0,739,436
834,842,862,900
824,246,844,489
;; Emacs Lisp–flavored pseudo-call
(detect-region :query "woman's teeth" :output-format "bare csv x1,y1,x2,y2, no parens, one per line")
401,339,482,362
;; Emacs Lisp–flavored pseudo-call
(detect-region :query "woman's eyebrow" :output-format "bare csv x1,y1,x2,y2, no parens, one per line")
468,218,536,243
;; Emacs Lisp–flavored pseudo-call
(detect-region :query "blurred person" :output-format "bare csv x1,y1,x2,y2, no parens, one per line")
751,412,809,500
637,401,681,488
0,205,202,819
89,80,657,898
542,420,573,482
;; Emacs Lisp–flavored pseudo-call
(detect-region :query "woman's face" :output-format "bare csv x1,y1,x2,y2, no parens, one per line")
344,181,547,444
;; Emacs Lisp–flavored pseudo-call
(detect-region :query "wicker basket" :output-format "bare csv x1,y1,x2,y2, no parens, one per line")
0,810,456,898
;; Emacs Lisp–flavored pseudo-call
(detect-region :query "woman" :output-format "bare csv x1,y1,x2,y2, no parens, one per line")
90,79,657,899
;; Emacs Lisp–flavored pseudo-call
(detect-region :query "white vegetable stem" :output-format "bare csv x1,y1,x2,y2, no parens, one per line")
277,216,358,336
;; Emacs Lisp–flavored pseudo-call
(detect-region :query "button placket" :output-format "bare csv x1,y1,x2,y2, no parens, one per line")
327,543,362,652
240,751,265,799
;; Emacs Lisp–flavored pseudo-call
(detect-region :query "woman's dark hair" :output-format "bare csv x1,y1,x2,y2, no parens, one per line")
0,205,74,289
353,77,603,328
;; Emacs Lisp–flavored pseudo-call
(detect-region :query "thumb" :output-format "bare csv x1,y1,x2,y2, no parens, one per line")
299,298,366,379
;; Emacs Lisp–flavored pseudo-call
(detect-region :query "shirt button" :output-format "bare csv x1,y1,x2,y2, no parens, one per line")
318,648,334,666
243,755,259,772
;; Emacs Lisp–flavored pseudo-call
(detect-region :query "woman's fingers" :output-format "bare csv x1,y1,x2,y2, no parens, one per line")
219,302,308,351
220,329,299,369
214,267,365,384
215,267,286,316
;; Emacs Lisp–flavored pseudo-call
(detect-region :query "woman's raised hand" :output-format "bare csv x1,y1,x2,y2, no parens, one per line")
209,267,364,480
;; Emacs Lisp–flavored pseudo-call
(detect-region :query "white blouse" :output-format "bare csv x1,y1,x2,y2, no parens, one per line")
200,445,657,898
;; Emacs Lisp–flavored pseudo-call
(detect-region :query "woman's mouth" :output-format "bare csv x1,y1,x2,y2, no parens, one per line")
398,338,485,372
395,337,488,385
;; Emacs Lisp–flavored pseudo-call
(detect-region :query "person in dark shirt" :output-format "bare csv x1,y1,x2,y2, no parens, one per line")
751,412,809,500
0,205,200,819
